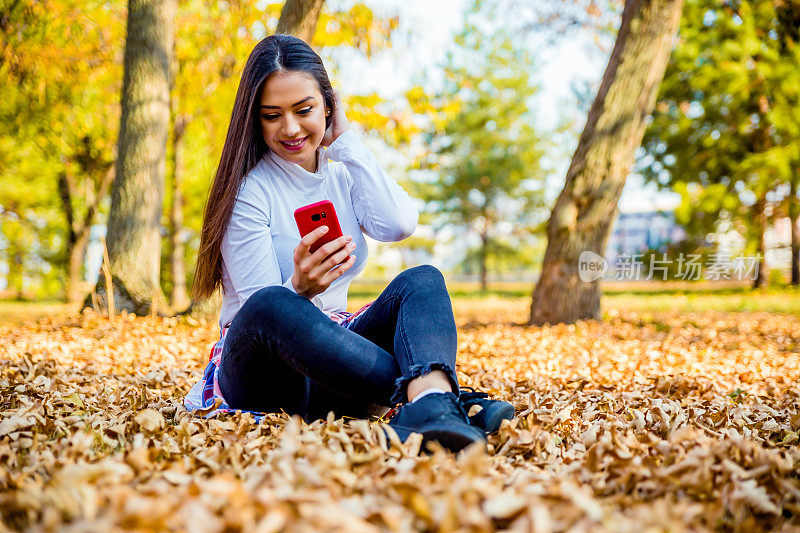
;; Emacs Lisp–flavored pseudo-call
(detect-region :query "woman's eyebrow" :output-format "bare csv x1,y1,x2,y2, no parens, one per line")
261,96,315,109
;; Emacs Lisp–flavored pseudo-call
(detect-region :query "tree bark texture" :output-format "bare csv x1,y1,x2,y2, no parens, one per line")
529,0,684,326
276,0,325,43
97,0,174,315
790,179,799,285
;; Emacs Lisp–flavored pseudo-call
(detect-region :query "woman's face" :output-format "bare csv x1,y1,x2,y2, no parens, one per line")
259,70,329,172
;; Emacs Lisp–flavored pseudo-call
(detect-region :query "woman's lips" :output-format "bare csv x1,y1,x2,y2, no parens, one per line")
280,136,308,152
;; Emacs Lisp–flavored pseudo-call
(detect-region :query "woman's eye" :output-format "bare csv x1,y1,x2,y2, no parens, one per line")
297,107,313,115
262,114,279,121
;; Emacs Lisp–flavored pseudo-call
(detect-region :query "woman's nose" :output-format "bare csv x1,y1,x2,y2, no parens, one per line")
281,115,301,136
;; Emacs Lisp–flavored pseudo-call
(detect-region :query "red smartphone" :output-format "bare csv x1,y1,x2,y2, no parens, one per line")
294,200,344,255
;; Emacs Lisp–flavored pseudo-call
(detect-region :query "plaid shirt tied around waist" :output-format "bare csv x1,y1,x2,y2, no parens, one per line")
183,303,373,421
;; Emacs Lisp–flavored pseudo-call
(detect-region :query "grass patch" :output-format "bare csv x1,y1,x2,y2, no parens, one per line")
604,285,800,315
349,280,800,317
2,281,798,327
0,300,78,326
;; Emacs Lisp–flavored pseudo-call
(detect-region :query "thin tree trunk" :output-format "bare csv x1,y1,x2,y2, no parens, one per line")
92,0,174,316
276,0,325,43
66,231,91,304
753,196,769,289
59,165,114,304
168,112,190,311
790,179,799,285
529,0,684,326
57,169,80,303
479,231,488,292
8,249,23,300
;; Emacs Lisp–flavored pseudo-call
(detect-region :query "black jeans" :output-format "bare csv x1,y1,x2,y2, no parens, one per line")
218,265,460,421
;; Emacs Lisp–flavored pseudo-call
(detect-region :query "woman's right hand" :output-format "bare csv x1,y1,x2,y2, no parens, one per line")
291,226,357,299
321,90,350,147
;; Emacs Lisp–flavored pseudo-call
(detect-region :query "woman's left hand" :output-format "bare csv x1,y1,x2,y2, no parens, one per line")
322,90,350,147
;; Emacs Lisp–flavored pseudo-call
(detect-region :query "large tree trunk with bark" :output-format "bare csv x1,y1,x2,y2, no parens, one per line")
529,0,684,326
276,0,325,42
89,0,174,315
790,179,799,285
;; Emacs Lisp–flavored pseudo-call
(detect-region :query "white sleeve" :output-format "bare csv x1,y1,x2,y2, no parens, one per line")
221,188,320,308
326,130,418,242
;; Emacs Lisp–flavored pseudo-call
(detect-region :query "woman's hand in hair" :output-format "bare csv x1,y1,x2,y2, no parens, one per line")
321,90,350,147
290,226,356,299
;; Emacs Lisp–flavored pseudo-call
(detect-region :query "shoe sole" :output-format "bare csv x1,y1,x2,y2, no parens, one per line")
389,425,486,453
422,428,486,452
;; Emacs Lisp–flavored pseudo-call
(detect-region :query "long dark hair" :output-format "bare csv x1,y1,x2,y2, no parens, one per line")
193,34,335,300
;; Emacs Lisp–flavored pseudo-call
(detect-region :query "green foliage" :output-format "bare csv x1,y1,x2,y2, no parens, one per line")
641,0,800,250
409,3,549,278
0,0,122,298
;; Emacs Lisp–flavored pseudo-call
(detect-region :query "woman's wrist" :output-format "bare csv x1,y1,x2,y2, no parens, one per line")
322,90,350,147
291,274,307,298
322,124,351,148
331,124,349,142
325,130,360,160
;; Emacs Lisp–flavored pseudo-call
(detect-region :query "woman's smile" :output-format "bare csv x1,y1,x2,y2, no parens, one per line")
279,135,309,151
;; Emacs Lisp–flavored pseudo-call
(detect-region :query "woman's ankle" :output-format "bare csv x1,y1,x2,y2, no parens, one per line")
406,370,453,402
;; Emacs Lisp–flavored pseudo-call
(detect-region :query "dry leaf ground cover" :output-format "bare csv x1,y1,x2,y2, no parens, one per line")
1,294,799,532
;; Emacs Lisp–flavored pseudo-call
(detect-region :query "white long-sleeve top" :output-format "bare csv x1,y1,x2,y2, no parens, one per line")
218,130,419,330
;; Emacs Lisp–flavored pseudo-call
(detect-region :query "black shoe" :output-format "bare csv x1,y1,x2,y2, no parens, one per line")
459,387,515,435
386,392,486,453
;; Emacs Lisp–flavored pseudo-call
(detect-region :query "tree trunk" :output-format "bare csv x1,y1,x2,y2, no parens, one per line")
8,249,24,300
66,230,91,304
168,112,190,311
276,0,325,43
790,179,799,285
752,196,769,289
91,0,174,316
59,166,114,304
529,0,684,326
479,231,488,292
57,169,81,303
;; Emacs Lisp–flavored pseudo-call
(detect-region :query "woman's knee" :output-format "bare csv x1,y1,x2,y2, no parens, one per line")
395,264,446,290
237,285,303,325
